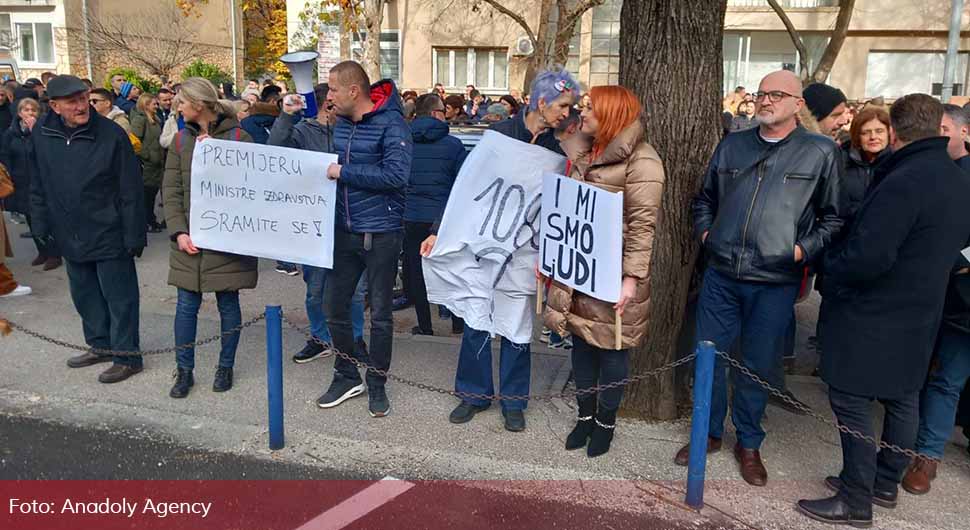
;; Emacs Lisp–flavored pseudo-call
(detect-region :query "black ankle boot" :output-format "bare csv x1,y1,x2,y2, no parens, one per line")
213,367,233,392
565,396,597,450
169,368,194,398
587,409,616,458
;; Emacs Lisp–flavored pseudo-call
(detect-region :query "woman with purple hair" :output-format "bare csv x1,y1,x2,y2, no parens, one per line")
420,68,580,433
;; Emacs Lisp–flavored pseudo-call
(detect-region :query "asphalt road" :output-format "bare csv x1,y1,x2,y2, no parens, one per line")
0,415,741,530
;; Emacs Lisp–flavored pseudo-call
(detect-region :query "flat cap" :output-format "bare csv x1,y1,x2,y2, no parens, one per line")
46,75,89,99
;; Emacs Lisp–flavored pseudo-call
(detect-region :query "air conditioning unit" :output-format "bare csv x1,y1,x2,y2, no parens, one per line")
513,36,534,56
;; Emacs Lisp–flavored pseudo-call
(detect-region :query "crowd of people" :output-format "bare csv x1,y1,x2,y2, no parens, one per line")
1,58,970,526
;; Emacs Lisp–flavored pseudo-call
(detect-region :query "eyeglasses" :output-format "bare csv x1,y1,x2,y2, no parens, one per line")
753,91,799,103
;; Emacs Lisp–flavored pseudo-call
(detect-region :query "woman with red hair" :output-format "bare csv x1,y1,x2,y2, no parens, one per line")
544,85,665,457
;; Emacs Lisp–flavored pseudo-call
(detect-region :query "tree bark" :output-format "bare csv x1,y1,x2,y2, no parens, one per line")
619,0,726,420
550,0,605,67
360,0,384,82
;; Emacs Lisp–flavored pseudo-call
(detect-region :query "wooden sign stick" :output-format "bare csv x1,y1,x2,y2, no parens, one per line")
615,309,622,350
536,278,544,315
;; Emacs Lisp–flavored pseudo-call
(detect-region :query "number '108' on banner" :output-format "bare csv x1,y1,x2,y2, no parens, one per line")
539,173,624,304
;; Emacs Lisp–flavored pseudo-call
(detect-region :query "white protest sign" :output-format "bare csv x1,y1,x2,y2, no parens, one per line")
539,174,623,303
189,138,338,268
424,130,567,343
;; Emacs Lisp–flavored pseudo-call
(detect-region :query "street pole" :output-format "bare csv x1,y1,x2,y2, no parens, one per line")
685,341,716,510
266,305,284,450
230,0,239,87
942,0,964,102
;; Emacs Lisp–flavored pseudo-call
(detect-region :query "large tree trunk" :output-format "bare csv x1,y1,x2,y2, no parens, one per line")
618,0,726,420
360,0,384,82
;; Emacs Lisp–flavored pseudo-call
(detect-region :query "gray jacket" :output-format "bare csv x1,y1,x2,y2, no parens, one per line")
267,112,335,154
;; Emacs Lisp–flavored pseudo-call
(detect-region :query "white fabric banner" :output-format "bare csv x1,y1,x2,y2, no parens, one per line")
539,174,624,303
424,130,567,343
189,138,338,268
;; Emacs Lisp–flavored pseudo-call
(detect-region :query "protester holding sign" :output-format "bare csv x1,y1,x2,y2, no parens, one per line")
163,78,257,399
422,69,578,433
543,86,665,457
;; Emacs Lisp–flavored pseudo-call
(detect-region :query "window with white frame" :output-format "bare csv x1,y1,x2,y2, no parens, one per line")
0,14,12,49
351,30,401,83
433,48,509,91
16,22,53,64
590,0,621,87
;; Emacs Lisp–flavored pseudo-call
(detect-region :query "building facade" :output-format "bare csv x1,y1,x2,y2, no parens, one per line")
0,0,242,85
285,0,969,102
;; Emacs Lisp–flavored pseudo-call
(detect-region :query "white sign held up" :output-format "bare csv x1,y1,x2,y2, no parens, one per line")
189,138,338,268
423,130,567,343
539,173,623,303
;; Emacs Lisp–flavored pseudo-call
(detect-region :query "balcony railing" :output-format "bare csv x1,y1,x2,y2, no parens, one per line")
728,0,839,7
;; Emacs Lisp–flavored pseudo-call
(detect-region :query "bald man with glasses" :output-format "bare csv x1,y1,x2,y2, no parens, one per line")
676,70,846,486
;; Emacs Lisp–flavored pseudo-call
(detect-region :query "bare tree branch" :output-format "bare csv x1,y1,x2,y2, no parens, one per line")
71,3,213,80
767,0,856,84
478,0,538,53
766,0,810,76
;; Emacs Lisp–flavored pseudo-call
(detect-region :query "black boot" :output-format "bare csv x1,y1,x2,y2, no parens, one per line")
565,396,597,450
213,367,233,392
169,368,194,398
587,408,616,458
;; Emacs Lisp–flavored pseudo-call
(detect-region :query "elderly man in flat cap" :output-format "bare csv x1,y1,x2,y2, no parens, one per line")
30,74,146,384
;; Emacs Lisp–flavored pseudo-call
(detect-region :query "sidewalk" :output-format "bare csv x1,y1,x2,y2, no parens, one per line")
2,220,969,529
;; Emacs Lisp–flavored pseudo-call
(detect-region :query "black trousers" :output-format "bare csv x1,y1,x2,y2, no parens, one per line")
403,221,461,333
144,186,159,225
24,214,56,258
64,257,142,367
828,386,917,511
571,336,629,410
324,230,402,388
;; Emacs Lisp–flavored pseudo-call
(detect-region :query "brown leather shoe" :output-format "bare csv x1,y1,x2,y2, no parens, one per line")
43,257,62,271
734,445,768,486
674,436,722,466
901,458,938,495
66,351,112,368
31,254,46,267
98,364,143,384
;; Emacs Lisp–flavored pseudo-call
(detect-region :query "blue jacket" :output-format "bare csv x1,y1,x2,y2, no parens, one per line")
240,102,280,145
333,79,412,233
114,95,135,114
404,117,466,223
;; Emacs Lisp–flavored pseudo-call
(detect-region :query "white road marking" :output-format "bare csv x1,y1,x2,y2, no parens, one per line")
294,476,416,530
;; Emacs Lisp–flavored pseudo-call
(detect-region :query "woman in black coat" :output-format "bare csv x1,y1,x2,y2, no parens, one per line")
0,97,59,270
841,106,892,216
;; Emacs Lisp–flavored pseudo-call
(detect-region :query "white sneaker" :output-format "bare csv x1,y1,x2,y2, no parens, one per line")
1,285,31,297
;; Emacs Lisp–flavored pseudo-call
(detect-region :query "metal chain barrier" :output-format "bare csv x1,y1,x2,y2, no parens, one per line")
716,350,970,472
281,314,696,402
2,314,266,357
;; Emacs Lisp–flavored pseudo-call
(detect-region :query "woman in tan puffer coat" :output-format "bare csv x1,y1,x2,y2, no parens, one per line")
543,85,665,457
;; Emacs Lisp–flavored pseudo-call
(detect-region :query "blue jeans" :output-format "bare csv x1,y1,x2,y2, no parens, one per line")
916,327,970,458
174,288,242,370
455,326,532,411
696,268,799,449
304,265,366,343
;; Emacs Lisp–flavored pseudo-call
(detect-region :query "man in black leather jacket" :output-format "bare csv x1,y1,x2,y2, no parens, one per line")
674,70,845,487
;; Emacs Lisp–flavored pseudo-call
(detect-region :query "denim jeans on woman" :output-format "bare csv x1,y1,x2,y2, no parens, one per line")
175,288,242,369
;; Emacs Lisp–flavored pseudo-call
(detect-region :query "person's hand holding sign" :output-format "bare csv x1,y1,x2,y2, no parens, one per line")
613,277,637,316
327,163,341,180
420,235,437,257
177,233,200,255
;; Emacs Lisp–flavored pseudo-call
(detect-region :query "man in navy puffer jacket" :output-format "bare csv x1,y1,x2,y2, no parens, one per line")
317,61,412,418
404,94,466,337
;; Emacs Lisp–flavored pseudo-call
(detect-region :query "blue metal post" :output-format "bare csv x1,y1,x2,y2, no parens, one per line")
685,340,717,509
266,305,284,450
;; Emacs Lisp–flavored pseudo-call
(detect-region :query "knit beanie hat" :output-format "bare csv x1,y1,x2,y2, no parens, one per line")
119,81,134,99
803,83,847,121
